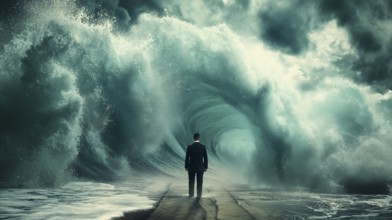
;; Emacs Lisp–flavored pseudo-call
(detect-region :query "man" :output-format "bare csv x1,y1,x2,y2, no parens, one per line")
185,133,208,198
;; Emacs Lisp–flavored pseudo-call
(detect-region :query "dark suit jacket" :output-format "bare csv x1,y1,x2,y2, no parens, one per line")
185,142,208,173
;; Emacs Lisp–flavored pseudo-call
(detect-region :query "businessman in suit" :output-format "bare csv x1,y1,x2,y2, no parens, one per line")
185,133,208,198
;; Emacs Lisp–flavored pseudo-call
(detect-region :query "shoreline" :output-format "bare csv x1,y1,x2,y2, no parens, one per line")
114,208,156,220
113,181,392,220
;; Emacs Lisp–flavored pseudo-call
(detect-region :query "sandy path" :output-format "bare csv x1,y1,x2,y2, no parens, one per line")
147,183,254,220
118,180,264,220
116,179,392,220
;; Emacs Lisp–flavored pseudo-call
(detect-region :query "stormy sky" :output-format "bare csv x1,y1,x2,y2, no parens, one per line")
2,0,392,90
100,0,392,91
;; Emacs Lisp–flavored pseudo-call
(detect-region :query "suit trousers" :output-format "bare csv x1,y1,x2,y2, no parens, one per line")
188,171,204,197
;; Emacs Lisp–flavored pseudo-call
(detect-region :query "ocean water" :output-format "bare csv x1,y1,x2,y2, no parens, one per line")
3,180,390,220
232,189,392,219
0,179,168,220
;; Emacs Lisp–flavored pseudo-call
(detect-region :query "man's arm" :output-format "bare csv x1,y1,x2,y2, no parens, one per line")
185,145,190,170
203,145,208,171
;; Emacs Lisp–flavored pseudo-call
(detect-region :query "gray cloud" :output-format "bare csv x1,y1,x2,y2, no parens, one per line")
256,0,392,91
0,0,23,17
258,5,312,55
67,0,163,30
118,0,163,23
317,0,392,90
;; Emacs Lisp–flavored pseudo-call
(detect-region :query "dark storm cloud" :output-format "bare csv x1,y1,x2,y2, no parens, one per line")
72,0,163,29
317,0,392,90
318,0,385,53
259,0,392,90
258,1,315,55
118,0,163,24
0,0,162,31
0,0,23,17
258,0,383,55
259,10,308,54
5,0,392,91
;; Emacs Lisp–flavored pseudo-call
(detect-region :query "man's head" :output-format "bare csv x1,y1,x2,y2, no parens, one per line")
193,133,200,141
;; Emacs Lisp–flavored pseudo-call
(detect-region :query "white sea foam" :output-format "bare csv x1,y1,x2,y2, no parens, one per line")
0,181,156,220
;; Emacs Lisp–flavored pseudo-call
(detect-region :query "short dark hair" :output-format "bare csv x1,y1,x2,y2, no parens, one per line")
193,133,200,140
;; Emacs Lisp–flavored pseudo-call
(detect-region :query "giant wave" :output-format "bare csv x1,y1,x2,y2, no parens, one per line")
1,0,392,193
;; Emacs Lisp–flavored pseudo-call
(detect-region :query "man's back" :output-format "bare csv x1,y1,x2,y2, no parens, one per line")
185,133,208,197
185,142,208,173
